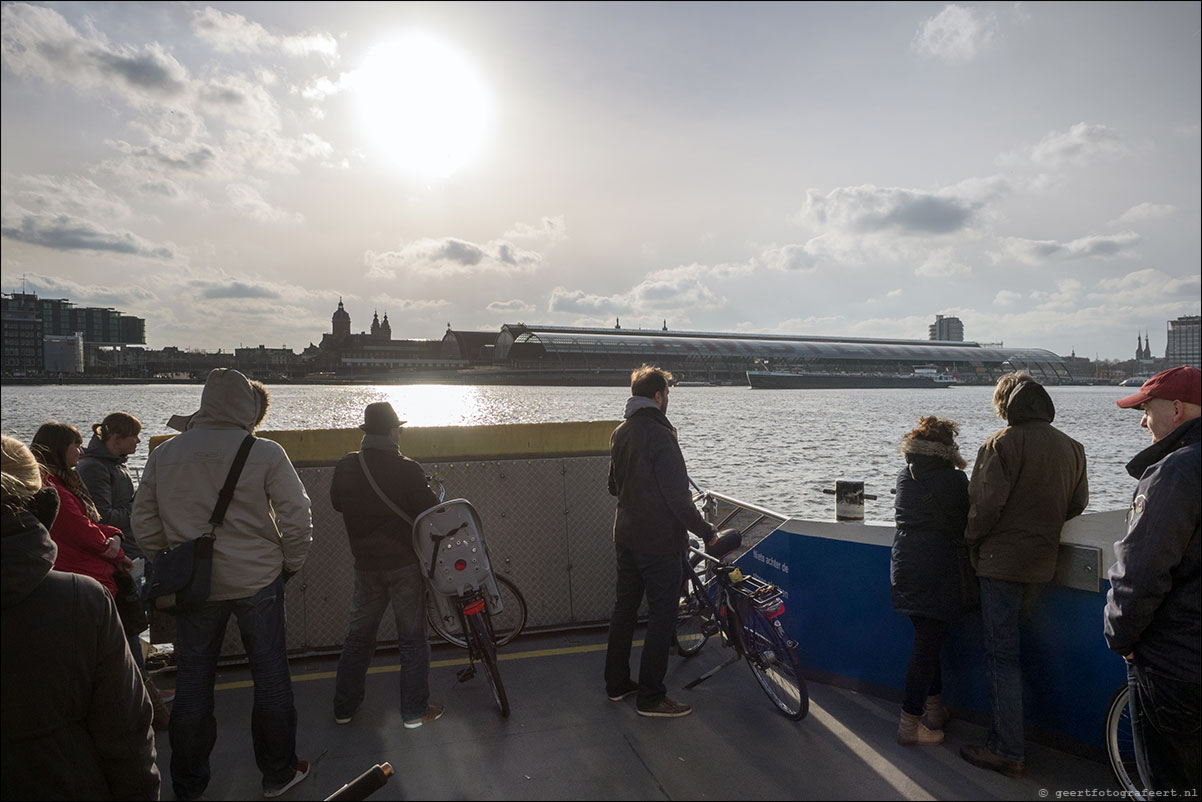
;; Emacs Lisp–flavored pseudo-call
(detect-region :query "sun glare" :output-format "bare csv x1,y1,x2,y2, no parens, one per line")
356,32,492,180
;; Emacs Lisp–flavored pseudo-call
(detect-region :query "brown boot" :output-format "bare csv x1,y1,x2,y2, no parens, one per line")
144,675,171,732
923,695,950,730
898,710,944,745
960,743,1025,778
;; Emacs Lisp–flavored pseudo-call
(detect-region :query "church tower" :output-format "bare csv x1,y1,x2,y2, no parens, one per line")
370,311,381,338
332,298,351,339
381,312,392,340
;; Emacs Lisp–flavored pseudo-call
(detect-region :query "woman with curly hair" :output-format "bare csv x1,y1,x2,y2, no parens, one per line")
31,422,132,597
890,416,972,746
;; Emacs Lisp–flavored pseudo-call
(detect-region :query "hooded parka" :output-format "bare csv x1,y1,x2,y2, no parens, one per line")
131,368,313,601
966,380,1089,583
1,509,159,800
891,439,971,621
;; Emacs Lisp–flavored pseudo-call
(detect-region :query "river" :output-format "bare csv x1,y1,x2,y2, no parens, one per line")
1,383,1148,524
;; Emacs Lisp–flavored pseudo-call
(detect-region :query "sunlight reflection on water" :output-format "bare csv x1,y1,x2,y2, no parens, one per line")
2,383,1146,523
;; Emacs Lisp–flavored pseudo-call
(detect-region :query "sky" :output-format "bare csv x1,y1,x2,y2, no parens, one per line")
1,1,1199,359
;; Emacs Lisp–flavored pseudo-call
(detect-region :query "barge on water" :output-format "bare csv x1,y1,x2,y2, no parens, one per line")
746,369,957,389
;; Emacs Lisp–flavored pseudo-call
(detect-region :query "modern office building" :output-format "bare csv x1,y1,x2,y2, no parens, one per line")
928,315,964,342
1165,315,1201,369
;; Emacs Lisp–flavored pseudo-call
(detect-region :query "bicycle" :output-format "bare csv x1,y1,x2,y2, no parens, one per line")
412,497,513,718
675,528,809,720
425,573,527,648
1104,683,1146,800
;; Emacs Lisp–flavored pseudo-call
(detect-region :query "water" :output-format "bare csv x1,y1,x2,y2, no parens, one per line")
1,383,1147,524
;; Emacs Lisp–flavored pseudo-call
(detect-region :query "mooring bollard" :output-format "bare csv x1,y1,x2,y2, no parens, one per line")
822,480,878,522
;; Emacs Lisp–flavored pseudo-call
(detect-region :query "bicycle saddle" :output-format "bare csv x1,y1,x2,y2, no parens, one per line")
706,528,743,559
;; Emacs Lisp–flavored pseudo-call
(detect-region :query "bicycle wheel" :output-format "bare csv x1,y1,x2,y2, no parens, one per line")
427,575,528,648
1105,685,1146,800
465,611,510,718
675,576,713,657
738,599,808,720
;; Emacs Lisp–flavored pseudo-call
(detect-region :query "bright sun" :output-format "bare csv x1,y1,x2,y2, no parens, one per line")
356,32,492,180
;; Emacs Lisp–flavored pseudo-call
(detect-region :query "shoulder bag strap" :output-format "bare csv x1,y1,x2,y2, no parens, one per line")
207,435,257,532
358,450,414,526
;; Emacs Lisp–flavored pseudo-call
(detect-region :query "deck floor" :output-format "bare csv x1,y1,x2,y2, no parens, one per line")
151,628,1116,801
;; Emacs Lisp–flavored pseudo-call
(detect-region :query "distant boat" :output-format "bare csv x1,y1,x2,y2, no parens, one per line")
746,368,956,390
1119,377,1152,387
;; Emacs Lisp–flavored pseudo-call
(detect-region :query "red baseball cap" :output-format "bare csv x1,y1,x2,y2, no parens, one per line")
1116,365,1202,408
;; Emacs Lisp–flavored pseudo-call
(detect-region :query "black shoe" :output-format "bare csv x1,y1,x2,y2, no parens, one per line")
607,679,638,702
637,696,692,718
960,744,1025,778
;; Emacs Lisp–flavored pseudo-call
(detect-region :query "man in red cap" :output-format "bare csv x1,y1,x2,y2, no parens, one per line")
1105,365,1201,795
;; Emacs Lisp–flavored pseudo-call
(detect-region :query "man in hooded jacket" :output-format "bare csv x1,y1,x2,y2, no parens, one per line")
960,372,1089,778
132,368,313,800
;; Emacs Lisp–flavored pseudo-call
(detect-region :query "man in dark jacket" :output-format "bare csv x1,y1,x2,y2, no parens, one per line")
961,373,1089,778
1106,365,1201,794
331,402,444,729
2,433,159,801
604,365,717,718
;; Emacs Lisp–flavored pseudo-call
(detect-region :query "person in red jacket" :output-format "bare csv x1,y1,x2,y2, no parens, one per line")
31,422,132,597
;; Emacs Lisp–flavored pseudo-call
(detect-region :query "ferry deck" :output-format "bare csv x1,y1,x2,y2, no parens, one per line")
141,420,1130,800
148,625,1116,801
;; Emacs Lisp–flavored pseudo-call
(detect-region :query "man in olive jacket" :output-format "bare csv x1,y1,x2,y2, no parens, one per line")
960,373,1088,778
604,365,717,719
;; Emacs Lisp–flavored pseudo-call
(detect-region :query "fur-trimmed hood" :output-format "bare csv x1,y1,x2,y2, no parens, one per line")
900,436,967,470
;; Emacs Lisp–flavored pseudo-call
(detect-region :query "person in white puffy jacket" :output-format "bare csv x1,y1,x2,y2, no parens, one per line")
132,368,313,800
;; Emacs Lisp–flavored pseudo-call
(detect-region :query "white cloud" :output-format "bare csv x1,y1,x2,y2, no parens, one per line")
1109,202,1176,226
225,184,304,224
915,249,972,277
1024,123,1129,169
503,215,567,247
912,5,998,64
999,231,1141,264
487,299,536,314
1090,269,1202,305
364,237,543,279
190,7,338,63
994,290,1024,306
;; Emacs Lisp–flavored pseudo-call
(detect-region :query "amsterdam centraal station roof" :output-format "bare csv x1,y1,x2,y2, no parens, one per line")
485,323,1071,384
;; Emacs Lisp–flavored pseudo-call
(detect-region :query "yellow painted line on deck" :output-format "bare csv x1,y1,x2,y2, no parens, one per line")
212,639,625,692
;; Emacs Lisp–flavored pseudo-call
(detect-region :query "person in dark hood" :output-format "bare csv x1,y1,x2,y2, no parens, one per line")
603,364,717,719
960,372,1088,778
2,434,159,801
1106,365,1201,795
890,416,971,747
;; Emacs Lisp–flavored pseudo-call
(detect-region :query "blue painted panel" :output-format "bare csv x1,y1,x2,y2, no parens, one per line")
737,527,1128,748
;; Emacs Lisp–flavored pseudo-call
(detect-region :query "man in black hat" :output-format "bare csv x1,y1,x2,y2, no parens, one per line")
330,402,444,729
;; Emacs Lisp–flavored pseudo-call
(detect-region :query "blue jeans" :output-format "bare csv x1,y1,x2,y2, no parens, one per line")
1128,660,1201,793
334,564,430,721
604,545,684,708
169,576,297,799
978,577,1043,761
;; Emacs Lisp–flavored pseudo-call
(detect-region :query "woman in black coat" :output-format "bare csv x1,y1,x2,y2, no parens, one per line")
890,416,971,746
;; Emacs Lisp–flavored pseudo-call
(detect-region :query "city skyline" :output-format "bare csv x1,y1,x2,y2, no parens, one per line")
2,2,1199,359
